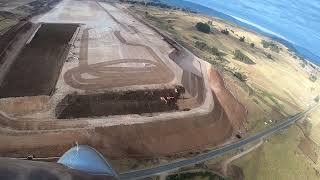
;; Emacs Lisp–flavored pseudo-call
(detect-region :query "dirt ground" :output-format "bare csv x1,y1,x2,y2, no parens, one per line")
0,23,78,98
64,30,174,90
0,0,246,161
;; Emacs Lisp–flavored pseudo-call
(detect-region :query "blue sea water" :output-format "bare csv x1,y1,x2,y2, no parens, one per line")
160,0,320,65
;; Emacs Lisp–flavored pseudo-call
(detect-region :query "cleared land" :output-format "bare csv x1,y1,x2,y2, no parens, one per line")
0,0,246,161
64,30,174,90
0,23,78,98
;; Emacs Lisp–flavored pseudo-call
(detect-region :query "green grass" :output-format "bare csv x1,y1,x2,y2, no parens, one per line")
233,125,319,180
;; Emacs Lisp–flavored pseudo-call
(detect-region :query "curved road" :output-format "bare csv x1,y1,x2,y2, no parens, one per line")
119,104,319,180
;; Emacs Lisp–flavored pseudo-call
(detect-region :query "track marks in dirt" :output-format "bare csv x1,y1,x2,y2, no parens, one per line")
64,30,174,90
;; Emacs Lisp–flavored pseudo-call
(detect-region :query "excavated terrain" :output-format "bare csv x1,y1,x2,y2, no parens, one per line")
0,0,247,158
56,87,184,119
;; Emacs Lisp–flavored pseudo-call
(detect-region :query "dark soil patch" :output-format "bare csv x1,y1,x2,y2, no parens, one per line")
0,21,32,63
0,23,78,98
56,87,184,119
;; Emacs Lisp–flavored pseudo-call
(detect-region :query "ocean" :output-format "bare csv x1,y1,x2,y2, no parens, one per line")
159,0,320,65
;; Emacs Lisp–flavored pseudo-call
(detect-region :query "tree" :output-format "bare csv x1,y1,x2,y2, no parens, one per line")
250,43,255,48
239,36,245,42
221,29,229,35
195,22,210,33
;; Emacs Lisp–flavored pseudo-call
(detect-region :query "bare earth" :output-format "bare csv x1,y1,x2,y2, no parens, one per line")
0,0,246,160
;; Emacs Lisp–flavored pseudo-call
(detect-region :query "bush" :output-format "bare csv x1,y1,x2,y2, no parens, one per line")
250,43,255,48
239,36,245,42
315,95,319,102
266,53,272,59
195,41,221,56
195,22,210,33
309,75,317,82
261,40,280,53
221,29,229,35
233,49,255,64
234,71,247,82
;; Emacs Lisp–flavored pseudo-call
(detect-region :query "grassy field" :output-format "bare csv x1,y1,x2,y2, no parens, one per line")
126,3,320,179
233,125,319,180
129,5,320,131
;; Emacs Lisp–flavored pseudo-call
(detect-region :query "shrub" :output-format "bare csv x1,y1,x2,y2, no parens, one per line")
261,40,280,53
250,43,255,48
233,49,255,64
315,95,319,102
266,53,272,59
239,36,245,42
221,29,229,35
192,35,200,40
195,41,221,56
195,22,210,33
309,75,317,82
234,71,247,82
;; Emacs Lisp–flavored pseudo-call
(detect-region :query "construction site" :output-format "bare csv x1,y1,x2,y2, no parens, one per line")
0,0,246,158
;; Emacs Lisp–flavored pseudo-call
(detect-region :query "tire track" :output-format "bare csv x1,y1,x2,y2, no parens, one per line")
64,30,174,90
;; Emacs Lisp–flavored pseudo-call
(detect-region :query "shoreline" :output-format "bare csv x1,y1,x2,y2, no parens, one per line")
158,0,320,68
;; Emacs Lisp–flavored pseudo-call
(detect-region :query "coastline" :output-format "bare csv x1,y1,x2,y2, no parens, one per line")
159,0,320,68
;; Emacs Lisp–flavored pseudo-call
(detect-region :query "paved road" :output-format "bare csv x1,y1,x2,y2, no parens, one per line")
119,104,319,180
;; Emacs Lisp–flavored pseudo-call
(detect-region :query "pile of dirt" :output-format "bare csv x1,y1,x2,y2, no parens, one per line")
0,23,78,98
209,68,247,134
56,87,184,119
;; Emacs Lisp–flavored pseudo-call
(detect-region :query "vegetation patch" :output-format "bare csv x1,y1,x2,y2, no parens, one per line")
266,53,272,59
239,36,245,42
309,75,317,82
233,71,248,82
166,171,225,180
261,40,280,53
195,22,211,33
120,0,195,12
262,91,284,111
233,49,255,64
221,28,229,35
194,41,223,57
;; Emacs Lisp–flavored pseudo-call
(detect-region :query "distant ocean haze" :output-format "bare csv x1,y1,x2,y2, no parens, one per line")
161,0,320,65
